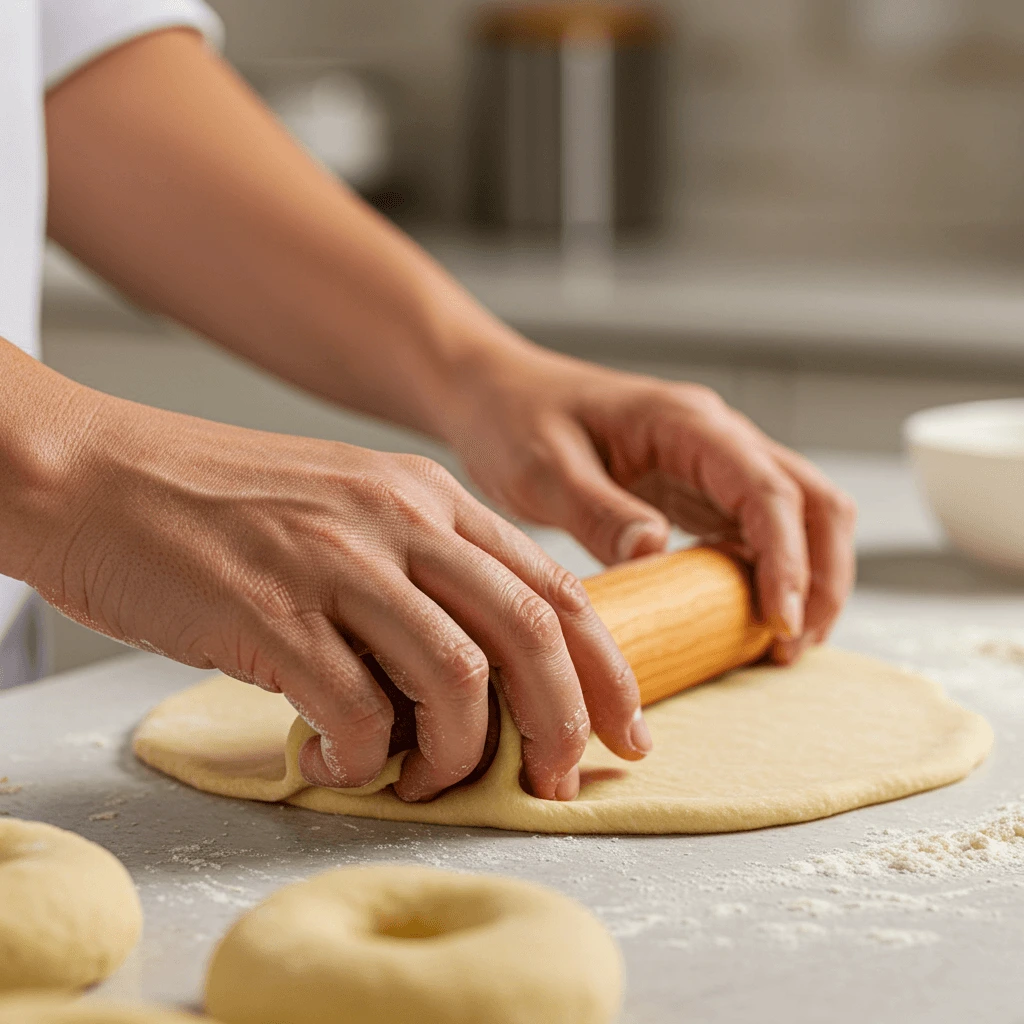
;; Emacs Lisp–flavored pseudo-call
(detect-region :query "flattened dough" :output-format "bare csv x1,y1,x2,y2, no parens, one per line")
133,647,993,834
0,996,214,1023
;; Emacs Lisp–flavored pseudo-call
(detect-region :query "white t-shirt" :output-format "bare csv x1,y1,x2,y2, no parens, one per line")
0,1,222,640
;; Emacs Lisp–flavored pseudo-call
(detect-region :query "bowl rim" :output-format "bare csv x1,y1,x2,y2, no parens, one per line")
904,398,1024,457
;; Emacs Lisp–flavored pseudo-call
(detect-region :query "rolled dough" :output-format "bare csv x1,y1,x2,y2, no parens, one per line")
0,820,142,992
205,865,621,1024
133,647,993,834
0,997,213,1023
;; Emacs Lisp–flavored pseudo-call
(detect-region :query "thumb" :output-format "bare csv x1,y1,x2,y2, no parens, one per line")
556,459,670,565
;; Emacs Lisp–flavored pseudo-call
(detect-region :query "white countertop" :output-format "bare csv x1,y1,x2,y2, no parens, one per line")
42,241,1024,368
4,453,1024,1022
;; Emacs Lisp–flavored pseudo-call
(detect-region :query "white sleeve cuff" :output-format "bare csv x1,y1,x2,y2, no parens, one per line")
41,0,225,89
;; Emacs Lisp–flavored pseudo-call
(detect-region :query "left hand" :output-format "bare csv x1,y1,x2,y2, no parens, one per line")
445,347,857,664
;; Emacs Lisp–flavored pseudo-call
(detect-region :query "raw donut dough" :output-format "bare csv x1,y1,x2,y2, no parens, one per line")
0,820,142,992
205,865,621,1024
0,996,211,1023
133,647,993,834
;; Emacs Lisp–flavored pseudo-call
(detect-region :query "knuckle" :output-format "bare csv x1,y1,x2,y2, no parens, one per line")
542,564,590,616
361,475,411,515
337,687,394,735
438,641,491,702
509,591,563,652
558,706,591,759
242,575,302,623
823,487,858,528
363,476,442,533
758,474,804,512
610,658,639,698
668,382,727,416
395,453,456,489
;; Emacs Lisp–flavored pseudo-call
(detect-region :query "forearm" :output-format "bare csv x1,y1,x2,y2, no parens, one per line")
0,340,102,586
44,29,530,440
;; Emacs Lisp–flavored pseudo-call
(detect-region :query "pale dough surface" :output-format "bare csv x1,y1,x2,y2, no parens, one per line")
205,865,621,1024
133,647,993,834
0,820,142,992
0,997,211,1024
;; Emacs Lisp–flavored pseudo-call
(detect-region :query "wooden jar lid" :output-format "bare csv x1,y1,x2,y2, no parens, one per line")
474,2,668,45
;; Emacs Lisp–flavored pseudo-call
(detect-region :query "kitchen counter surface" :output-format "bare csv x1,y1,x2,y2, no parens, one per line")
4,453,1024,1022
42,241,1024,371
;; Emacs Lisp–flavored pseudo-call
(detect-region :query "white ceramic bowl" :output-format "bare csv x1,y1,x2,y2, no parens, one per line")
905,399,1024,573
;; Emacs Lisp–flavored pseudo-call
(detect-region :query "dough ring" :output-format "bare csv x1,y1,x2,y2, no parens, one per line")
0,820,142,993
205,865,622,1024
0,997,211,1023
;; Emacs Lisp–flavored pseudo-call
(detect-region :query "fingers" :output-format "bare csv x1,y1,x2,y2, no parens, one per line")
659,419,811,653
771,447,857,654
456,498,653,763
638,393,855,664
329,568,491,803
269,615,394,789
538,422,670,565
409,530,593,801
629,470,734,538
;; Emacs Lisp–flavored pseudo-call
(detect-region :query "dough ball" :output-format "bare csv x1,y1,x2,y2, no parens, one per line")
205,865,622,1024
0,820,142,993
0,996,210,1023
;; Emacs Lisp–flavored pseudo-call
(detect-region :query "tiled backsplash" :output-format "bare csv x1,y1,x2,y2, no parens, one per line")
208,0,1024,259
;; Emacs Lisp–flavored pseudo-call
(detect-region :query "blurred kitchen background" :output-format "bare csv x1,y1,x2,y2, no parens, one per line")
39,0,1024,671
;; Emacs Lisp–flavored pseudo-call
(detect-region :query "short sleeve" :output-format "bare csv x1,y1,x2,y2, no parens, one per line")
40,0,225,89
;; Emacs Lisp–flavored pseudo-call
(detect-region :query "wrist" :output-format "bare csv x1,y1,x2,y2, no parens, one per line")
0,344,112,585
426,313,565,447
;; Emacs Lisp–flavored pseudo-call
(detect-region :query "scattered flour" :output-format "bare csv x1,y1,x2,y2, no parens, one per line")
176,878,255,909
862,928,939,948
595,906,669,939
785,804,1024,879
711,902,750,918
167,840,229,872
786,897,836,917
61,732,110,748
758,921,829,948
88,810,118,822
646,797,1024,953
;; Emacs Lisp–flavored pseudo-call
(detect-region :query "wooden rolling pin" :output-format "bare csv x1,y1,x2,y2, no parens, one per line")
366,546,776,784
583,545,774,706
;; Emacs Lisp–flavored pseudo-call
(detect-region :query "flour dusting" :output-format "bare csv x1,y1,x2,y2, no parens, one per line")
862,927,940,948
785,804,1024,879
61,732,110,748
758,921,829,947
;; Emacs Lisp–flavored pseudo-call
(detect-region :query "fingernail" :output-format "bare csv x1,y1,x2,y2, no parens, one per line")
555,766,580,802
615,520,662,563
781,591,805,640
629,708,654,754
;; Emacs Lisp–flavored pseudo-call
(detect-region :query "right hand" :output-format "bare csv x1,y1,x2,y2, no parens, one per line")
22,387,652,802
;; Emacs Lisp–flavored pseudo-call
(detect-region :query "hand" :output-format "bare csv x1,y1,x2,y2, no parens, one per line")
21,385,653,801
446,348,857,663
